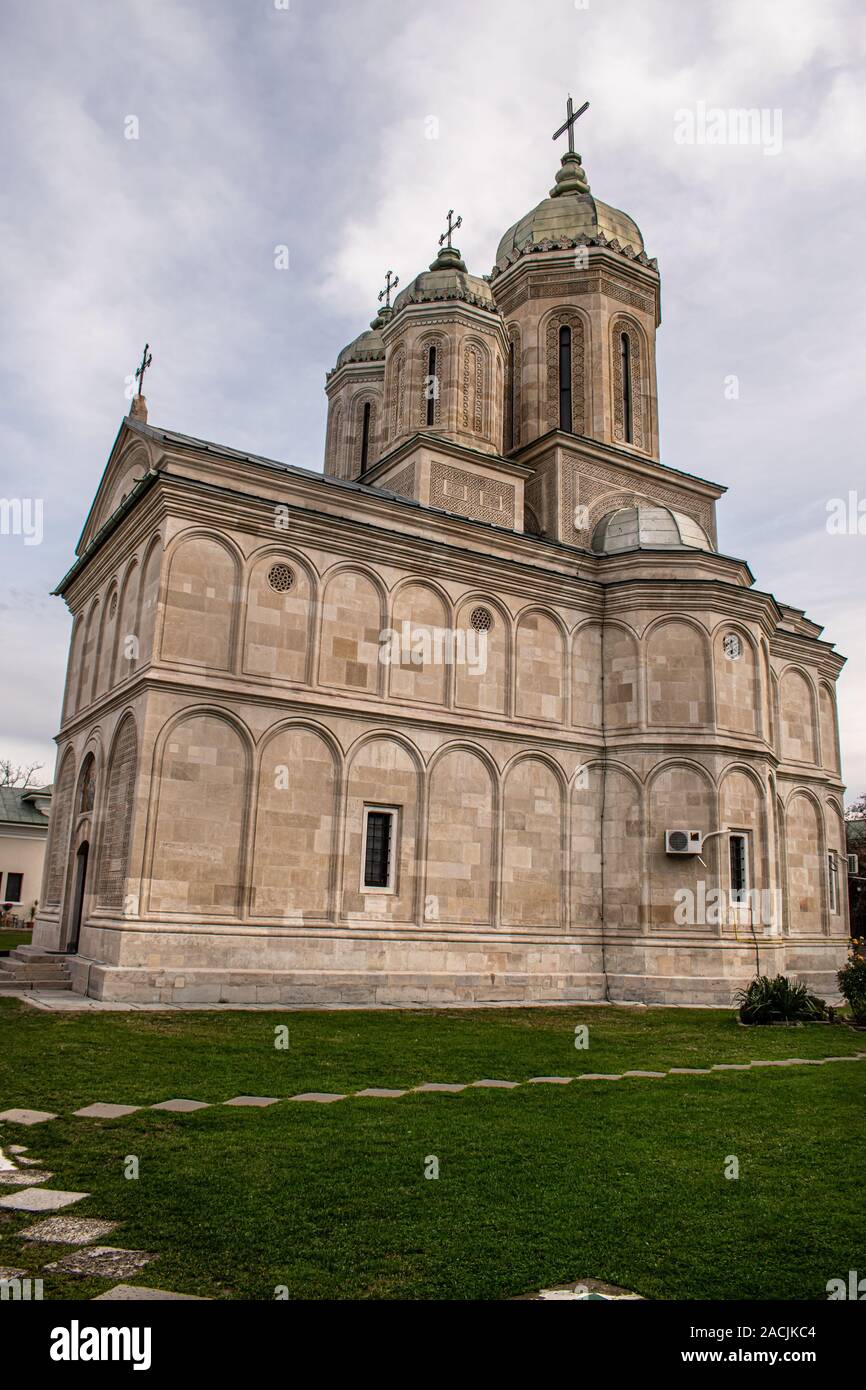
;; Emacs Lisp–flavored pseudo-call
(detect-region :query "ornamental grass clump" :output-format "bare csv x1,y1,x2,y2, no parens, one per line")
736,974,828,1025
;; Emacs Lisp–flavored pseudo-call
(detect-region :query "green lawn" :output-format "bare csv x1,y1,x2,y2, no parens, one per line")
0,998,863,1301
0,928,31,952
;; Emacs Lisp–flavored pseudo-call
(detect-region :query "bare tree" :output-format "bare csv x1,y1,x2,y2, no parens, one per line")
0,759,46,790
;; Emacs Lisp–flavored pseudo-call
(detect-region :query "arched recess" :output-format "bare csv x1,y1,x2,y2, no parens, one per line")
387,347,407,440
760,640,774,747
103,445,150,520
96,714,138,908
785,789,825,934
645,617,712,728
318,565,386,695
501,754,564,929
112,560,140,684
76,600,100,711
342,734,421,923
719,765,768,902
775,792,788,933
713,624,759,735
514,608,566,723
779,667,817,764
94,585,119,700
388,581,451,707
160,533,239,671
136,536,163,669
148,711,250,915
250,724,339,920
819,683,839,773
505,322,521,450
461,339,490,440
648,760,717,930
325,400,344,477
425,745,495,925
824,795,847,934
44,748,76,905
571,762,643,931
63,615,85,720
242,550,315,684
544,308,587,434
416,332,448,431
453,594,510,716
610,314,649,450
602,621,641,727
347,390,382,476
571,621,602,728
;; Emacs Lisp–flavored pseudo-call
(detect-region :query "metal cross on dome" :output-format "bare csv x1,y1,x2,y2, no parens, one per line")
134,342,152,396
552,95,590,154
439,209,462,250
378,270,399,309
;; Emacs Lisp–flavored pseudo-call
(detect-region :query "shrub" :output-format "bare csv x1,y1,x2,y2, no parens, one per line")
837,940,866,1023
736,974,828,1025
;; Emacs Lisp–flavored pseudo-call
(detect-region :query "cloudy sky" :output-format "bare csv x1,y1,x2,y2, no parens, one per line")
1,0,864,796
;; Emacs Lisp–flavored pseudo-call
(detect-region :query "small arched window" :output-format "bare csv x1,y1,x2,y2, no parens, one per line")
78,754,96,815
426,345,437,427
559,326,572,432
360,401,371,472
620,332,633,444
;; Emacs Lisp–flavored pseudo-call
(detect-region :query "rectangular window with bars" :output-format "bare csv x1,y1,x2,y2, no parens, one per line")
729,834,748,905
362,807,398,892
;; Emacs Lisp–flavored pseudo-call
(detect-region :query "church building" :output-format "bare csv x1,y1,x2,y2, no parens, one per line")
27,124,849,1005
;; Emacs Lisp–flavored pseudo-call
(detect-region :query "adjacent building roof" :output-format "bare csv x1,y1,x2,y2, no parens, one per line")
0,785,52,827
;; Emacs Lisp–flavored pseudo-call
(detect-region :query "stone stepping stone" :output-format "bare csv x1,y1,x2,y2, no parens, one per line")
471,1080,520,1089
73,1103,141,1119
517,1277,643,1301
668,1067,712,1074
290,1092,346,1103
749,1060,792,1068
93,1284,210,1300
0,1188,89,1212
45,1246,155,1279
22,1216,118,1245
576,1073,622,1081
150,1099,210,1112
528,1076,573,1084
414,1083,466,1093
0,1266,27,1280
354,1088,406,1098
0,1169,53,1186
224,1096,279,1108
17,1156,46,1166
8,1145,29,1155
0,1109,57,1126
622,1070,667,1078
711,1064,752,1071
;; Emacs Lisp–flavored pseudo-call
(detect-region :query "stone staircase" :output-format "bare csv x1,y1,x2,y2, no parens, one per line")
0,945,73,992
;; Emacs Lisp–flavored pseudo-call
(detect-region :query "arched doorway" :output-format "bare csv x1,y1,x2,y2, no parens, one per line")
68,841,89,953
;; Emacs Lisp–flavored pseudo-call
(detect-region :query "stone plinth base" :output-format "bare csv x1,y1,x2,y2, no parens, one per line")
49,918,848,1008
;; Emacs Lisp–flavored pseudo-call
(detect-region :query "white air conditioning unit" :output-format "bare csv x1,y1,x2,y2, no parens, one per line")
665,829,704,855
848,853,859,875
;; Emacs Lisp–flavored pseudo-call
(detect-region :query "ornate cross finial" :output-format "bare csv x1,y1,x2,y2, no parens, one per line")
552,95,589,154
134,343,152,396
439,209,462,250
378,270,399,309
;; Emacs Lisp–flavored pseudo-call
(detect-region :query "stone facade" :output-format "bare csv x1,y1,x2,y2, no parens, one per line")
34,147,849,1006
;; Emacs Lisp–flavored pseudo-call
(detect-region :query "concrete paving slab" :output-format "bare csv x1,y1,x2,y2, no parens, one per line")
223,1096,280,1107
150,1099,210,1112
290,1092,346,1103
0,1188,89,1212
354,1088,406,1098
0,1109,56,1126
45,1246,155,1279
73,1103,141,1119
93,1284,210,1300
22,1216,118,1245
471,1079,520,1088
414,1083,467,1092
0,1169,53,1185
